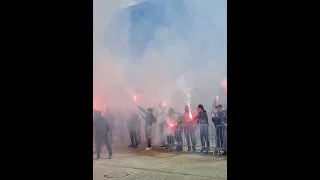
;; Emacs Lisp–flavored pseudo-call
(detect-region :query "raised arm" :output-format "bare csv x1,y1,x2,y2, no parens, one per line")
139,112,146,120
137,106,148,115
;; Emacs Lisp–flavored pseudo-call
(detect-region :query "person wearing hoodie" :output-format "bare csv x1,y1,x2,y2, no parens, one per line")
195,104,210,154
103,108,115,145
127,112,140,148
93,111,112,160
138,106,156,150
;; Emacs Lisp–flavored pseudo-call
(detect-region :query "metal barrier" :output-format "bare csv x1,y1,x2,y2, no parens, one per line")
137,123,227,155
178,124,227,154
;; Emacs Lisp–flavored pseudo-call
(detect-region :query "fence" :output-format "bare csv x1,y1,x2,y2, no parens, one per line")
138,123,227,154
94,122,227,155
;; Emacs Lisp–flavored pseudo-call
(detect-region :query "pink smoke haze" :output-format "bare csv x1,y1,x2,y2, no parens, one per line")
221,79,227,94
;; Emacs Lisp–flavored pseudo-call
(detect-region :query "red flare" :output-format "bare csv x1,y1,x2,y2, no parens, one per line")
132,94,137,103
216,96,220,105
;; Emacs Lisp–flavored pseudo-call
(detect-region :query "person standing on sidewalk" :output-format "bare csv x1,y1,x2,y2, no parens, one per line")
138,106,156,150
195,104,210,154
182,105,197,152
93,110,113,160
127,112,140,148
103,108,115,145
212,104,227,155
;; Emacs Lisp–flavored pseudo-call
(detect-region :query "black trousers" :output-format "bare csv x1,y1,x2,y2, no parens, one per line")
109,128,113,145
129,130,139,146
145,125,152,148
95,132,112,157
216,126,224,148
166,135,174,145
147,138,151,148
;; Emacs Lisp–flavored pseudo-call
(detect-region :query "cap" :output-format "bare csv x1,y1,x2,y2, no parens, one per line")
215,104,222,108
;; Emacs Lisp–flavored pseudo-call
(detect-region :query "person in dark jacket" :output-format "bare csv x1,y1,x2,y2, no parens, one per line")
212,104,227,155
195,104,210,154
93,111,112,160
103,108,115,145
182,105,197,152
127,112,140,148
138,106,156,150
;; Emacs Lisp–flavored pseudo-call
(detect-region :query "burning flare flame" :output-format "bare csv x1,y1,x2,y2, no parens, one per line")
216,96,220,105
132,94,137,102
169,122,177,127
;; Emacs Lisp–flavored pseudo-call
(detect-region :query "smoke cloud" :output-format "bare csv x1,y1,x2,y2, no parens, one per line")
93,0,227,113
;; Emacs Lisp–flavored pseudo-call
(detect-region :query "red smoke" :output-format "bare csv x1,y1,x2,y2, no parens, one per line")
221,79,227,94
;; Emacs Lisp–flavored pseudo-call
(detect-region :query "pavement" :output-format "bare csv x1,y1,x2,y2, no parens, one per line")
93,144,227,180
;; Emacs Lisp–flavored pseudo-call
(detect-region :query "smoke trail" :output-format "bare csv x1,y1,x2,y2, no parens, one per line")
94,0,227,144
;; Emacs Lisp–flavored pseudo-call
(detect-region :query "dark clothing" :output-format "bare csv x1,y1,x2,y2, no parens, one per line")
128,115,140,132
104,113,115,129
95,132,112,157
127,115,140,146
145,124,152,148
196,110,209,124
212,110,227,126
93,116,112,157
212,110,227,150
104,113,115,145
215,125,225,149
195,110,210,150
167,135,175,145
145,112,156,126
175,125,183,151
159,123,166,144
129,130,139,146
147,137,152,148
108,129,113,145
140,109,155,148
200,125,210,150
93,117,109,134
138,106,156,125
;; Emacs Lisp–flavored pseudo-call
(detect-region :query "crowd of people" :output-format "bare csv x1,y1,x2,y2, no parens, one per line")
93,103,227,160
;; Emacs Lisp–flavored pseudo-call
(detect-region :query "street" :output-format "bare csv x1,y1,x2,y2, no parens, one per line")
93,145,227,180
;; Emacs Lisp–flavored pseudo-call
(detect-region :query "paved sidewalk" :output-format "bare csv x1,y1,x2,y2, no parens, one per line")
93,146,227,180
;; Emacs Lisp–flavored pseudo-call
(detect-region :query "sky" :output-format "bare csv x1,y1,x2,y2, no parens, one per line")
93,0,227,112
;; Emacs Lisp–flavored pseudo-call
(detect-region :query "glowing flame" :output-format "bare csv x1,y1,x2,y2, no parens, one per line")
216,96,220,105
189,111,192,119
132,94,137,102
169,122,177,127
